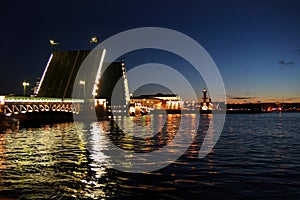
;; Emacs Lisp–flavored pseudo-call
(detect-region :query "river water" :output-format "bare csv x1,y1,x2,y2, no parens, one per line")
0,113,299,199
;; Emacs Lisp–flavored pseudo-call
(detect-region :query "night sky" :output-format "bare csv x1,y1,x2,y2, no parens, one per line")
1,0,300,102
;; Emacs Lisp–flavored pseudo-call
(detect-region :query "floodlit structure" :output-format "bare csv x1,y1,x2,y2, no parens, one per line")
130,94,183,111
1,50,130,118
200,89,213,110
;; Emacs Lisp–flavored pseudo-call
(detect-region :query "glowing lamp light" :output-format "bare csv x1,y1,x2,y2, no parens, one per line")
90,36,98,43
79,80,86,99
202,105,208,110
49,39,59,46
22,82,30,87
0,96,5,105
22,81,30,96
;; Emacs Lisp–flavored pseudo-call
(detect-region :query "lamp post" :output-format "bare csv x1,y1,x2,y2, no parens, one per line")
79,80,86,100
22,81,30,96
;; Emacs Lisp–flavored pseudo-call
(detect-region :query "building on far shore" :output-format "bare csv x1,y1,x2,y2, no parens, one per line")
129,89,215,114
130,93,182,111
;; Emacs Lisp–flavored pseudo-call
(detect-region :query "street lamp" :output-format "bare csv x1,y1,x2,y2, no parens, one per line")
22,81,30,96
79,80,86,99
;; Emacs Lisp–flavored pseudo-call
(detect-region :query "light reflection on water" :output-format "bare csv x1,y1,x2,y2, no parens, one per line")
0,113,299,199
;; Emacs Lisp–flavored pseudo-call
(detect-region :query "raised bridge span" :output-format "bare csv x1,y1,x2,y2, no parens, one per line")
0,49,130,121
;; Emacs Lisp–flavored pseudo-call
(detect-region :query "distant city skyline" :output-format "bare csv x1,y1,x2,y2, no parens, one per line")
0,0,299,103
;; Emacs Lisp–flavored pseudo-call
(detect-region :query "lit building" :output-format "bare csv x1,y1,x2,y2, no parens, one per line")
130,93,183,111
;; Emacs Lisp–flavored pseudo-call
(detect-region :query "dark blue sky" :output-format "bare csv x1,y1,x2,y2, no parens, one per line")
1,0,300,102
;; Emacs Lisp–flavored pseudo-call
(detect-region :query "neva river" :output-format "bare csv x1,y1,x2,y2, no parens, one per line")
0,113,299,199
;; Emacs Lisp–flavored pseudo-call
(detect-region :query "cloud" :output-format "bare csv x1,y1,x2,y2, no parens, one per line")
244,65,251,72
264,97,300,102
227,95,256,100
278,60,295,66
278,60,296,72
282,96,300,101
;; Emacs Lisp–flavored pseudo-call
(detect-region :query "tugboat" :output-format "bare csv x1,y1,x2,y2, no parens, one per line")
0,112,19,133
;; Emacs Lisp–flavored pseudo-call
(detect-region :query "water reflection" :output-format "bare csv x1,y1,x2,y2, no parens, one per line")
0,113,299,199
108,114,182,152
0,134,6,186
0,123,113,199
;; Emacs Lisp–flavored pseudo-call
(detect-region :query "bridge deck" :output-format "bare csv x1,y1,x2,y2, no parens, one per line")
0,96,84,117
4,96,84,103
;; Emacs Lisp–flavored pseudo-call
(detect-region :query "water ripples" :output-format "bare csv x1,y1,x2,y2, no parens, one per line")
0,113,299,199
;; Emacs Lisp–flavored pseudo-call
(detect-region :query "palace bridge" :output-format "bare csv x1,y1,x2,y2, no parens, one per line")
0,49,130,122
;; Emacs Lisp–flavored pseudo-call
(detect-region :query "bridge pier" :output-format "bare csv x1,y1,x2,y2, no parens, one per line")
15,112,74,127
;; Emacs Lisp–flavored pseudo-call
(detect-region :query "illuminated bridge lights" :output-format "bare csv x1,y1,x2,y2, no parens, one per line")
0,96,5,105
2,96,83,117
35,53,53,95
4,97,84,103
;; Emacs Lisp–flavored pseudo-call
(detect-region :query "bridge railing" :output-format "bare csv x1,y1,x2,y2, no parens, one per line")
1,96,84,117
4,96,84,103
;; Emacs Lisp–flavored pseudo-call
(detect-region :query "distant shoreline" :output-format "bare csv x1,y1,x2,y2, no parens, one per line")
149,109,300,115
